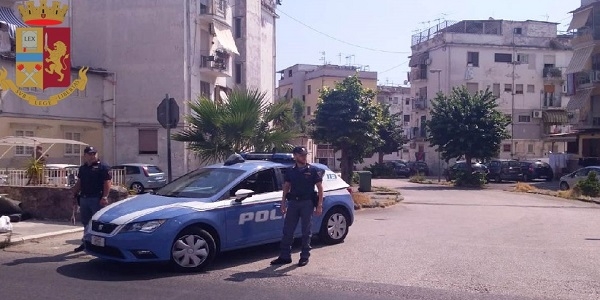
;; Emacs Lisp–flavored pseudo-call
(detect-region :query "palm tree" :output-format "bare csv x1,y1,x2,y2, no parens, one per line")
172,88,298,163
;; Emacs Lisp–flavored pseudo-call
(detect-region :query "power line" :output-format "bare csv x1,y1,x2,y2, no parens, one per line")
276,8,409,54
379,60,410,74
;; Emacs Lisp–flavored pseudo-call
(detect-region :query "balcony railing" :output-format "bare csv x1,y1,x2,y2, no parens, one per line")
543,67,562,79
576,70,600,86
410,69,428,81
200,49,230,76
199,0,227,20
0,168,124,187
413,98,428,110
542,94,562,108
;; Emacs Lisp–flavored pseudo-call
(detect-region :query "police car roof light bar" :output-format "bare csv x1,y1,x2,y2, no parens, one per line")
241,152,295,164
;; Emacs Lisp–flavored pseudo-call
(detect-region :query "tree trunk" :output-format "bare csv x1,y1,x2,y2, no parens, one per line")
465,155,473,173
340,148,352,185
378,151,384,164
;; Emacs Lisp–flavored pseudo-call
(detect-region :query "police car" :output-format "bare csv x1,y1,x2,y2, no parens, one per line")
84,153,354,271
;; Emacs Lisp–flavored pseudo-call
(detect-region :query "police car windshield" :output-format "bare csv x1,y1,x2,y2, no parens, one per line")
156,168,245,199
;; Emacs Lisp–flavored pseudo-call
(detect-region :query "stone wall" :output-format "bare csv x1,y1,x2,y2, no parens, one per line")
0,186,129,221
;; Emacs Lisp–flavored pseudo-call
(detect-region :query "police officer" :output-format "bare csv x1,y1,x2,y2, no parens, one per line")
71,146,112,252
271,146,324,267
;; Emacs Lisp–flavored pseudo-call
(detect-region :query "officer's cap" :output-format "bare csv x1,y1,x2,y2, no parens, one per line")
292,146,308,155
84,146,98,154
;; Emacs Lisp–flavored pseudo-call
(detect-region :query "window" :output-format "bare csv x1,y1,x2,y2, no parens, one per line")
230,168,279,196
514,27,522,35
306,106,311,116
405,99,409,105
466,82,479,95
467,52,479,67
200,81,211,98
290,88,293,98
235,63,242,84
527,84,535,93
517,53,528,64
495,53,513,63
403,114,410,122
302,95,305,102
15,130,34,155
493,83,500,97
515,84,524,94
505,114,512,122
504,84,512,92
64,132,81,155
234,17,242,38
527,144,534,153
503,144,512,152
575,168,592,177
307,84,311,94
518,115,531,123
393,97,399,104
156,168,245,199
288,69,292,77
138,129,158,155
125,166,141,175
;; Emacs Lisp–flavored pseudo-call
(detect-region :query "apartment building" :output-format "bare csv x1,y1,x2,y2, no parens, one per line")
71,0,280,178
276,64,377,168
232,0,278,104
0,2,111,168
408,19,573,174
564,0,600,161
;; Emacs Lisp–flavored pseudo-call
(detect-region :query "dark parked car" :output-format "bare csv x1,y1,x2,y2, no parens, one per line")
485,159,523,182
384,161,412,178
444,161,489,181
519,160,554,182
407,161,430,176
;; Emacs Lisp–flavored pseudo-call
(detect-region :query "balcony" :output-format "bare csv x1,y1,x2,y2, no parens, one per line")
543,67,563,83
542,93,562,108
575,70,600,87
572,27,595,46
409,69,428,81
199,0,228,25
200,49,231,77
413,98,428,110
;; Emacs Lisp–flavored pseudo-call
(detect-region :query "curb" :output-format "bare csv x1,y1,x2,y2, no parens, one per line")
1,227,83,248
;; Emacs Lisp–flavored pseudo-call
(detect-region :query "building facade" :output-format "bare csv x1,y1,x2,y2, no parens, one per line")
0,2,109,168
71,0,280,179
276,64,378,168
565,0,600,162
232,0,278,104
408,19,573,174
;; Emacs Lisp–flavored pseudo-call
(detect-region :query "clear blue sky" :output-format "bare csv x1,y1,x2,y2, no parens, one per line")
275,0,577,87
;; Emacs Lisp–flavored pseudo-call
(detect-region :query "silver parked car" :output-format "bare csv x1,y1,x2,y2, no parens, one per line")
111,163,167,194
559,166,600,191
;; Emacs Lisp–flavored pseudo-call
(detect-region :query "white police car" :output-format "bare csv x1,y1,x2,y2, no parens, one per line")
84,153,354,271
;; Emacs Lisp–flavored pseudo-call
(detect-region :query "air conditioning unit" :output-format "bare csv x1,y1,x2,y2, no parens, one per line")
532,110,542,119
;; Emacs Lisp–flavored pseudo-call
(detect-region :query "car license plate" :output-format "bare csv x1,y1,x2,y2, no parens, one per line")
91,235,105,247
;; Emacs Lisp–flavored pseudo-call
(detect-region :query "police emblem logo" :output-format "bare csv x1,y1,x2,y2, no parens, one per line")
0,0,89,107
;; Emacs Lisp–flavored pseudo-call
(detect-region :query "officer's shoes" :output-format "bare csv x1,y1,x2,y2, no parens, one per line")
298,258,309,267
270,257,292,265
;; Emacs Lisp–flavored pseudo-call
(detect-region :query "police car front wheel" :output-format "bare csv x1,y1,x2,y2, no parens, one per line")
170,227,217,272
319,207,349,245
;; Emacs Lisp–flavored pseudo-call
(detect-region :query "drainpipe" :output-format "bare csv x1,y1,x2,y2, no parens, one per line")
183,0,191,174
111,72,117,165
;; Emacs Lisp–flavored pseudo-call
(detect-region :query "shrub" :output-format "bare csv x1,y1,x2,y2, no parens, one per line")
453,170,486,188
408,173,426,183
575,171,600,197
351,172,360,185
364,163,396,178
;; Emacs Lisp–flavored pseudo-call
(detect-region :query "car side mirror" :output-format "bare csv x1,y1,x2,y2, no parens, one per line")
234,189,254,202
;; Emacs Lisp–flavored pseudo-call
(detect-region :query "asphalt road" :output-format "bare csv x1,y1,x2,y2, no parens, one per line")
2,180,600,300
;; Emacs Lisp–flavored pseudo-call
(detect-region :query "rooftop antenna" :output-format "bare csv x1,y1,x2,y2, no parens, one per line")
541,14,550,22
319,51,326,65
337,52,343,65
345,54,355,66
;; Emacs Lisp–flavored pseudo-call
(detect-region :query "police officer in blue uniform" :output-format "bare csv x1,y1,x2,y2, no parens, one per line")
72,146,112,252
271,146,324,267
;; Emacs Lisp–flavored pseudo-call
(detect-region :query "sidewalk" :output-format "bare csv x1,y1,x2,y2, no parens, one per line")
0,220,82,248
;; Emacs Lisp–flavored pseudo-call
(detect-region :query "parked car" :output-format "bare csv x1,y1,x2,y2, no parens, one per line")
383,161,411,178
84,153,354,272
406,161,430,176
111,163,167,194
519,160,554,182
45,164,78,187
444,161,489,181
485,159,523,182
559,166,600,191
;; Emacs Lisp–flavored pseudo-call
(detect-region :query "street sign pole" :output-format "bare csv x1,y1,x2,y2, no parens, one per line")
165,93,173,183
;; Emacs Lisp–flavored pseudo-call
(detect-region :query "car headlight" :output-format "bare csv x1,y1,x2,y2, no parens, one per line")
121,220,166,233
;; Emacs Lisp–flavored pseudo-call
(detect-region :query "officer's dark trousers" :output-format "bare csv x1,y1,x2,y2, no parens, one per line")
280,200,313,260
80,196,102,228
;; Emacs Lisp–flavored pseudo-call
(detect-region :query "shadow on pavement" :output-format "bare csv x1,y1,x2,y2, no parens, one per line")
400,185,485,191
3,251,87,266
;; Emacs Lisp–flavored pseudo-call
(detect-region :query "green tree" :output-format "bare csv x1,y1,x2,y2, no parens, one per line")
426,85,510,173
374,104,406,163
173,88,297,163
310,75,381,184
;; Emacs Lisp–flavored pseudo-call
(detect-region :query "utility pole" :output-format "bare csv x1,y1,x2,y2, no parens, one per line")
430,69,442,182
510,28,517,159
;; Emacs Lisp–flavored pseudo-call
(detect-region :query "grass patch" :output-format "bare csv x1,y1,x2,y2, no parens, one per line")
514,182,537,193
0,233,10,249
408,174,427,183
352,188,403,210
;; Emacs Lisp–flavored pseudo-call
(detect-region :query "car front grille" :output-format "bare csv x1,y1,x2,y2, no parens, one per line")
91,221,118,234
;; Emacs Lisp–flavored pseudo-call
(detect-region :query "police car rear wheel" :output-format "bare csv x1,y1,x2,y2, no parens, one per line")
319,207,349,245
170,228,216,272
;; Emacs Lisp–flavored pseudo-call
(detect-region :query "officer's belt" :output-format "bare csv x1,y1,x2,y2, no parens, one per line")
286,194,312,201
